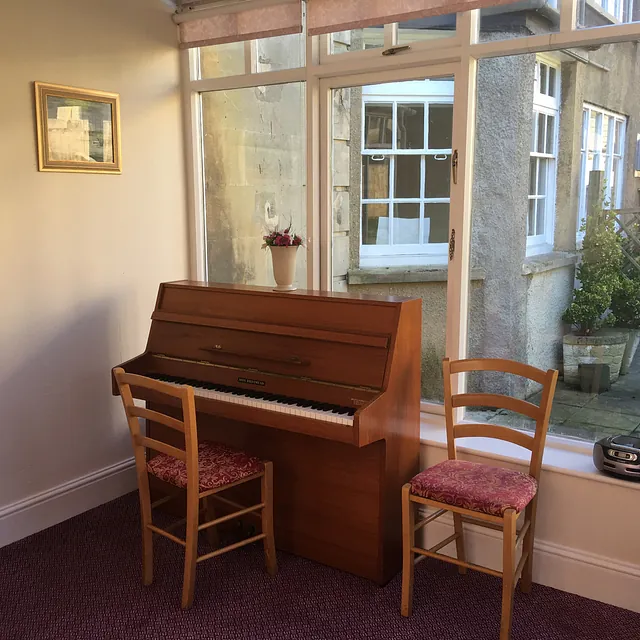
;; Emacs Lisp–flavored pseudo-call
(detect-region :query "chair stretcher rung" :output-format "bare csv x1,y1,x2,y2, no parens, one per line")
147,524,186,547
414,509,447,532
514,549,529,582
198,503,264,531
411,546,502,578
427,533,459,554
196,533,266,563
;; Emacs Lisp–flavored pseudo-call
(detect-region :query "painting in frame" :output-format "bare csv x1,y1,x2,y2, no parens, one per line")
34,82,122,174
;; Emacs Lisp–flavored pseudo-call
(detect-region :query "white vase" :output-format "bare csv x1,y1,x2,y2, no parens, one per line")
270,246,298,291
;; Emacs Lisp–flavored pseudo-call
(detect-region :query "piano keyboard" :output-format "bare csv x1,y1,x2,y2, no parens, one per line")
148,374,356,426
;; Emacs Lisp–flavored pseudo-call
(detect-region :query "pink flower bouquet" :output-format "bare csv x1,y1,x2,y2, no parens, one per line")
262,226,304,249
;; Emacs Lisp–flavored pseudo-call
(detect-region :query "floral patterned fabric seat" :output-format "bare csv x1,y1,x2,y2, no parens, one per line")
409,459,538,518
147,441,264,492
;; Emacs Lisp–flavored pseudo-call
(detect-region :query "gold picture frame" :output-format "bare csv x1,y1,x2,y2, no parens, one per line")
34,82,122,174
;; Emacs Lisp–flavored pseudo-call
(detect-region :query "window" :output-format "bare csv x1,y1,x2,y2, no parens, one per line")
528,59,559,255
187,1,640,445
577,0,639,26
578,104,626,232
359,81,454,267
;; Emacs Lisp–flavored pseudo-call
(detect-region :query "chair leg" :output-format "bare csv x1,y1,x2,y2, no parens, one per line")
500,509,518,640
452,513,467,575
520,501,536,594
136,463,154,586
202,497,219,548
400,484,415,617
181,494,200,610
261,462,277,576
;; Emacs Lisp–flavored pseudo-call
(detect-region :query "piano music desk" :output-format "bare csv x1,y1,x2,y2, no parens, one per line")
113,281,422,585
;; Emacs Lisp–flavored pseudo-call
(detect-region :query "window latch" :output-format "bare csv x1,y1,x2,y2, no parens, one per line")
452,149,459,185
382,45,411,56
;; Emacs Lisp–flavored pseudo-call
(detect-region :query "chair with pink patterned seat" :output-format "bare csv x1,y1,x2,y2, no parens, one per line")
113,368,277,610
400,358,558,640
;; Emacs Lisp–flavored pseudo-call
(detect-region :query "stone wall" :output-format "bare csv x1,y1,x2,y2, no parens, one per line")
201,46,306,287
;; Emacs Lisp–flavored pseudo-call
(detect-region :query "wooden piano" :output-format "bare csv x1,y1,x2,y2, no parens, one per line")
112,281,421,584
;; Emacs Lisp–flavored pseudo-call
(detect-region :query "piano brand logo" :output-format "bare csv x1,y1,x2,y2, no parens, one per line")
238,377,266,386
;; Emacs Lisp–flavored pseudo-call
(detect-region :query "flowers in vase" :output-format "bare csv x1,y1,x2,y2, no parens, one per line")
262,225,304,249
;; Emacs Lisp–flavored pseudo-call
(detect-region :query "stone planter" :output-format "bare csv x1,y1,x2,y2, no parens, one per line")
562,332,628,386
270,246,298,291
619,328,640,375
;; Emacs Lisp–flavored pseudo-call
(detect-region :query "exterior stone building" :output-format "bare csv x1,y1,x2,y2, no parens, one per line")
202,1,640,401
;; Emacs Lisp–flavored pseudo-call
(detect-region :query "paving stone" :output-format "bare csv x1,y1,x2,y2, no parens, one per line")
570,407,640,431
587,394,640,417
549,387,597,407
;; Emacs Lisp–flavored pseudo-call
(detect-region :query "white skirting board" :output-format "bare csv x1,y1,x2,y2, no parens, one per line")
418,508,640,614
0,458,137,548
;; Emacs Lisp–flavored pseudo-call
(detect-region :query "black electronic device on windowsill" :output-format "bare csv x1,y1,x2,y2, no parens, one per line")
593,433,640,480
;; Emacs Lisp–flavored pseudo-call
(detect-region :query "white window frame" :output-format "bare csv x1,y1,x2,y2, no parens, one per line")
578,103,627,235
527,56,560,256
182,1,640,441
359,81,454,267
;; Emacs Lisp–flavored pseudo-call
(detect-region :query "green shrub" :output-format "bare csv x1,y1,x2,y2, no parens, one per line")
563,188,622,335
610,277,640,329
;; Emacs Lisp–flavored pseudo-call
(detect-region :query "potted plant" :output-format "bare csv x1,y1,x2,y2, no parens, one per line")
262,225,304,291
562,187,627,386
610,277,640,375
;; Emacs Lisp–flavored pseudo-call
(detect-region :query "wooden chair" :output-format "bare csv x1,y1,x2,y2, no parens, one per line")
400,358,558,640
113,368,277,609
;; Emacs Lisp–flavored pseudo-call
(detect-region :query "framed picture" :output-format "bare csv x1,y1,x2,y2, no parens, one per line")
34,82,122,174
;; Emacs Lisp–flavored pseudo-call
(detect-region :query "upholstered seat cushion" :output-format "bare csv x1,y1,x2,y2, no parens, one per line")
147,441,263,492
409,459,537,517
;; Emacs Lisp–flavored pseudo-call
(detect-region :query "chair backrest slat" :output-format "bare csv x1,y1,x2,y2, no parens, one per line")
454,423,536,451
137,435,188,462
128,406,185,433
449,358,549,386
451,393,542,421
443,358,558,481
114,367,199,494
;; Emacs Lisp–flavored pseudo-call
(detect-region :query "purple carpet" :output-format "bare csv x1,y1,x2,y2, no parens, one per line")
1,493,637,640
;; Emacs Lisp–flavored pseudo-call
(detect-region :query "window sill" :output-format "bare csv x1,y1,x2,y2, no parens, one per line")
521,251,577,276
420,412,640,491
348,266,486,285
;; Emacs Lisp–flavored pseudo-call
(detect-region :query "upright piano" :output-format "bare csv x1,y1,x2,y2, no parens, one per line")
113,281,421,584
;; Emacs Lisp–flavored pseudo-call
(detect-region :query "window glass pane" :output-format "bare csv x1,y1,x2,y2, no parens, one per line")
393,204,420,244
470,50,640,446
201,83,306,287
536,197,546,235
529,158,537,195
425,155,451,198
602,115,611,154
428,104,453,149
577,0,640,27
614,119,624,155
527,199,536,236
537,112,546,153
330,26,384,54
397,103,424,149
548,66,557,97
546,115,555,154
395,155,421,198
198,41,245,79
198,32,304,79
480,2,559,41
331,79,453,406
362,204,389,245
397,14,457,44
424,203,449,243
364,104,393,149
540,64,548,95
362,156,390,199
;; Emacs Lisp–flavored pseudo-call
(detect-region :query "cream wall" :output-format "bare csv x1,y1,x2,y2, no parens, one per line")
0,0,188,527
